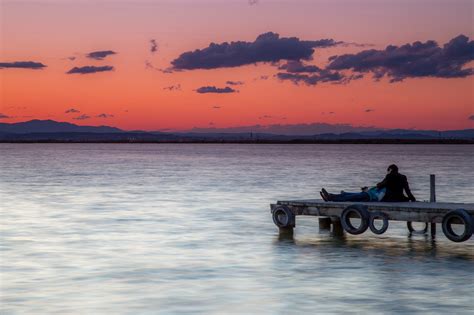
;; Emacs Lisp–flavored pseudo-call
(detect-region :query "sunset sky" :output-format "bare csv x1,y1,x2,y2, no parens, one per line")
1,0,473,132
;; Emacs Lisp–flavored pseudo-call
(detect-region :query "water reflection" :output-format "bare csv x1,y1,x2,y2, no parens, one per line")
274,230,473,262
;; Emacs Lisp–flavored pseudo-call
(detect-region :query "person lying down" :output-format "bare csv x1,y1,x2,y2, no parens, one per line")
320,186,386,202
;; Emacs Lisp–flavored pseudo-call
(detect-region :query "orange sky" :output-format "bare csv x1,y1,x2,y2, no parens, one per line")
1,0,473,131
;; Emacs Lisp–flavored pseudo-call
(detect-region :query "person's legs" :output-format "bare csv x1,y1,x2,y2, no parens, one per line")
329,191,370,202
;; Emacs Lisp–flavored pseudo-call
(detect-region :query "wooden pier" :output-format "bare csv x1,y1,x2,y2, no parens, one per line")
270,200,474,242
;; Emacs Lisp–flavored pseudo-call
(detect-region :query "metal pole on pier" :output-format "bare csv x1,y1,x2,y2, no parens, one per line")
430,174,436,237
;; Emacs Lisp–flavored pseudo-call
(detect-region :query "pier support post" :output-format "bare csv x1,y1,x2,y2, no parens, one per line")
430,174,436,238
279,227,294,234
331,217,344,236
319,217,332,230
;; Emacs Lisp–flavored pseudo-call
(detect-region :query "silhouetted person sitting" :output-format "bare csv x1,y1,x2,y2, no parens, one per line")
376,164,416,202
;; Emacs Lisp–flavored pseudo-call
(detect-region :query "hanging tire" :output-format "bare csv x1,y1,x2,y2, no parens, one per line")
407,221,428,234
341,205,370,235
369,212,389,235
272,206,295,228
442,209,473,242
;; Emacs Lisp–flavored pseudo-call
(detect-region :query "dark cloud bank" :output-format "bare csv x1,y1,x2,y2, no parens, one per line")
196,86,237,94
326,34,474,82
0,61,46,69
276,35,474,85
169,32,474,87
171,32,340,70
67,66,114,74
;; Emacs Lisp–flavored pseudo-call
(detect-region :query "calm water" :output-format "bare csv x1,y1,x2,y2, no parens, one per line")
1,144,473,314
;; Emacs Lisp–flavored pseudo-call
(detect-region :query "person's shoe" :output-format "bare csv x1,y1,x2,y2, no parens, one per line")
321,188,331,201
320,191,328,201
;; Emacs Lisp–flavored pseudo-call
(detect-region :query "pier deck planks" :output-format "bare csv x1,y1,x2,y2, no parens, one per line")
271,199,474,223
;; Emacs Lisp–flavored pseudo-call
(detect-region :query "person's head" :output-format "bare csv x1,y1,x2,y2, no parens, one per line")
387,164,399,174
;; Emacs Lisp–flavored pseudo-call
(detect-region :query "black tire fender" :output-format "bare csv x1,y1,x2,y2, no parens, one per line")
272,205,295,228
341,204,370,235
442,209,473,243
407,221,428,234
369,211,389,235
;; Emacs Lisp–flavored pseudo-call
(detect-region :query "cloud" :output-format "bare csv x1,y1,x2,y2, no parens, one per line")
248,0,258,5
150,39,158,54
67,66,114,74
276,70,361,86
259,114,287,120
86,50,117,60
212,106,221,109
171,32,341,70
327,34,474,82
67,56,76,61
365,108,374,112
0,113,11,119
226,80,244,85
196,86,237,94
65,108,80,114
469,115,474,121
96,113,114,118
145,60,172,73
163,84,181,91
278,60,321,73
73,114,91,120
0,61,46,70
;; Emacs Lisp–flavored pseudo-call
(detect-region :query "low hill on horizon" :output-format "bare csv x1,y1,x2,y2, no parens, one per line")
0,119,123,134
0,119,473,142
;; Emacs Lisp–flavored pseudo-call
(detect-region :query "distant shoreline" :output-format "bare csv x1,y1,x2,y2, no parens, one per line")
1,139,473,144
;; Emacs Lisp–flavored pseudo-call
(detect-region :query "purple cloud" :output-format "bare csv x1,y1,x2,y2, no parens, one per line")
0,61,46,70
278,60,321,73
276,70,361,86
67,66,114,74
196,86,237,94
150,39,158,54
86,50,117,60
0,113,11,119
226,80,244,85
65,108,80,114
73,114,91,120
163,84,181,91
96,113,114,118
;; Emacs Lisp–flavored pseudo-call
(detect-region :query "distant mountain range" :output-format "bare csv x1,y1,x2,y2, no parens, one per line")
0,119,122,134
0,120,473,143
